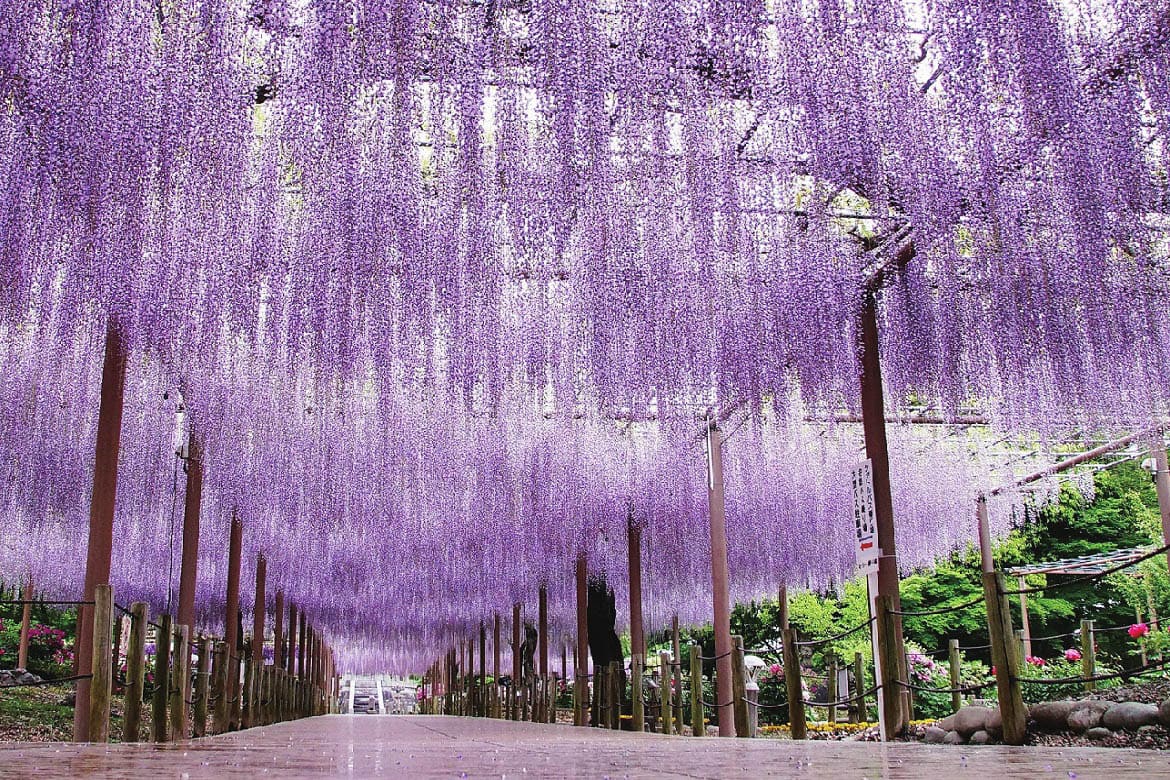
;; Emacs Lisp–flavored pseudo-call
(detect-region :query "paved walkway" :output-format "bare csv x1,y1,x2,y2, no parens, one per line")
1,716,1166,778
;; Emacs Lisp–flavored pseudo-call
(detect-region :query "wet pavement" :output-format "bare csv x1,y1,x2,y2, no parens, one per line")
1,715,1167,778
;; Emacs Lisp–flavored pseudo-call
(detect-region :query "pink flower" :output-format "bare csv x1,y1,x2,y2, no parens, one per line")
1129,623,1150,639
1064,648,1082,662
1025,655,1045,667
768,663,782,676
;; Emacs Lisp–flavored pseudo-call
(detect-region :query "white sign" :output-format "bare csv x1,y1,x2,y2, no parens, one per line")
851,459,880,573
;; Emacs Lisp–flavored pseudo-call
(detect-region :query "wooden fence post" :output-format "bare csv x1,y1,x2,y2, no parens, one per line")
852,651,865,724
631,655,644,731
731,636,749,737
781,627,806,740
608,661,621,730
211,640,229,734
193,636,211,737
169,624,189,739
948,639,962,713
827,654,838,725
151,614,172,742
242,654,255,729
87,584,114,742
1081,619,1096,691
660,650,673,735
123,602,148,742
982,571,1027,745
689,643,703,736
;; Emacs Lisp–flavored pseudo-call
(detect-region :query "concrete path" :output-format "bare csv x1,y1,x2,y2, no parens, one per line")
1,715,1166,778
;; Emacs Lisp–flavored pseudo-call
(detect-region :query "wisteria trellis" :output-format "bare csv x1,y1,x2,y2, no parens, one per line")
0,0,1167,672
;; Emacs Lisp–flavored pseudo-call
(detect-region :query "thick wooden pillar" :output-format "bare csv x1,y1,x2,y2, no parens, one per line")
74,319,127,742
493,613,501,716
858,291,908,734
17,577,32,670
177,434,202,635
479,620,487,717
274,591,285,670
574,556,589,727
538,585,548,679
253,555,266,664
287,603,298,674
225,511,243,730
511,602,521,720
628,519,644,662
704,420,735,737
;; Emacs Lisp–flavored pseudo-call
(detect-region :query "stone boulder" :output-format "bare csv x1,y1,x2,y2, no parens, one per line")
969,730,992,745
952,705,998,738
923,726,947,744
943,730,964,745
1159,698,1170,728
1028,700,1078,732
984,707,1003,739
1101,702,1160,731
1067,707,1105,734
1085,726,1112,741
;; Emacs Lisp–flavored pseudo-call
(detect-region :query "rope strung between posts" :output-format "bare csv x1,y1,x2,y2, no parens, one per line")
891,594,986,617
698,650,733,661
1001,542,1170,597
0,673,94,687
803,685,883,708
794,616,876,646
113,602,136,617
895,679,996,695
700,698,737,709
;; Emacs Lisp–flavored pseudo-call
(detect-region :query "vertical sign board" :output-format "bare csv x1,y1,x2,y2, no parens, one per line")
851,459,886,741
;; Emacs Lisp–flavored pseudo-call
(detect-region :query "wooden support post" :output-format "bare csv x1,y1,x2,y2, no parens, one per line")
287,603,297,675
948,639,962,713
241,653,255,729
123,602,148,742
977,495,1027,745
858,292,909,735
609,661,621,730
225,511,242,730
627,516,644,669
17,577,32,670
193,636,211,737
575,556,589,727
152,614,172,743
731,635,749,737
87,584,114,742
827,654,838,725
704,420,735,737
1081,619,1096,691
169,624,190,739
982,572,1027,745
253,555,267,668
494,613,501,718
74,321,126,742
852,651,865,723
479,620,487,718
274,591,285,671
659,650,673,735
631,653,644,732
782,626,806,740
689,643,703,736
177,434,202,636
671,616,683,734
211,640,228,734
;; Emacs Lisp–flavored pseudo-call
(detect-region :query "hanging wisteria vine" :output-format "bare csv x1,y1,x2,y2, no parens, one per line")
0,0,1167,672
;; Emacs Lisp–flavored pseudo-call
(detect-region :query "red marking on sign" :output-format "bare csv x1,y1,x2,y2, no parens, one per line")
860,542,874,550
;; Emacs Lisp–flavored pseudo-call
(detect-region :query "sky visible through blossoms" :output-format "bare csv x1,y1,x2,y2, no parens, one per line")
0,0,1167,672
